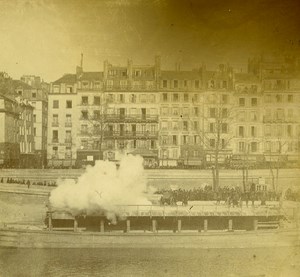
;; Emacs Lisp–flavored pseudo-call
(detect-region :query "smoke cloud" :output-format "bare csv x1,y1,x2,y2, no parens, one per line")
49,155,152,222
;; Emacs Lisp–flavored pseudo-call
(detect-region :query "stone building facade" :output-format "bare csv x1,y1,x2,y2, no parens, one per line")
47,54,300,168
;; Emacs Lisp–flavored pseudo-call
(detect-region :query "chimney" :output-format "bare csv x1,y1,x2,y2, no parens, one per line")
155,55,161,80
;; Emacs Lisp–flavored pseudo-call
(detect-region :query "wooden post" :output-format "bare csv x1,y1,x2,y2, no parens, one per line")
253,219,258,231
204,219,208,232
228,219,233,232
74,217,78,232
100,219,105,233
48,212,52,231
152,219,157,233
177,219,182,233
126,219,130,233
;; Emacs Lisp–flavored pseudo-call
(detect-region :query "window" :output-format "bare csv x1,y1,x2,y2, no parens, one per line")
193,121,198,131
161,121,168,130
134,70,141,77
194,107,199,116
107,94,114,103
33,115,36,123
66,87,73,93
239,142,245,152
53,86,59,93
195,80,200,89
173,93,179,102
251,126,256,137
65,147,72,158
287,109,293,118
287,125,292,137
53,100,59,108
239,98,245,106
94,110,100,120
174,80,178,88
238,111,245,121
276,94,282,103
182,135,188,145
94,96,100,105
222,94,228,104
183,121,188,131
251,98,257,106
184,80,188,87
222,108,227,118
140,94,147,103
210,139,215,148
161,107,169,116
184,93,189,102
65,130,71,142
172,135,177,145
221,139,226,149
52,146,58,156
82,81,89,88
33,128,36,136
32,92,36,98
192,94,198,102
172,121,179,130
172,107,179,116
250,111,257,121
66,100,72,108
81,111,88,120
53,114,58,123
288,94,293,103
239,126,244,137
209,108,216,118
251,142,257,152
81,96,88,105
119,94,125,103
209,123,214,133
163,80,167,88
52,130,58,142
66,114,72,123
162,93,168,102
265,95,271,103
222,123,228,133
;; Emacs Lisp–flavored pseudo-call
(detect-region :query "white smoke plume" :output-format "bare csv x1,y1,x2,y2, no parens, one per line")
49,155,152,222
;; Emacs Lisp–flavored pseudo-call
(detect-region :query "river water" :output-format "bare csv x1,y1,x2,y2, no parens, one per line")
0,247,299,277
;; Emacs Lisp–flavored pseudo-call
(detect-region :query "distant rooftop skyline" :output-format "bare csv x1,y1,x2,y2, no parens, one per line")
0,0,299,82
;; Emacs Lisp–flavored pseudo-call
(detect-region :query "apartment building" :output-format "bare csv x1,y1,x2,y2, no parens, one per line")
13,78,48,167
47,54,300,168
0,94,20,167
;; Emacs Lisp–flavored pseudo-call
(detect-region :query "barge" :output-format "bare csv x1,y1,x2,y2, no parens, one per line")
0,203,299,248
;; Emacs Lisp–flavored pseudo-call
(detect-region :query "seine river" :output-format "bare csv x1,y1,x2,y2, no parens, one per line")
0,247,299,277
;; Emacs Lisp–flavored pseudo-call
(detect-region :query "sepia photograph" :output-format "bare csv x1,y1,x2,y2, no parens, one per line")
0,0,299,276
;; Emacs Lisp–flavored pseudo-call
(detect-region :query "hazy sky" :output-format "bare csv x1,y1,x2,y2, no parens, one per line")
0,0,300,82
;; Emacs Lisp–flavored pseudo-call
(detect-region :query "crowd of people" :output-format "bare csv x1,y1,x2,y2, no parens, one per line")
0,177,57,188
155,185,300,206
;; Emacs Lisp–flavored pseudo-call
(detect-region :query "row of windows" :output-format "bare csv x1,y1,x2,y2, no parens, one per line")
160,121,199,131
161,107,199,117
162,79,201,89
162,92,200,103
238,97,258,107
52,100,73,109
264,94,294,103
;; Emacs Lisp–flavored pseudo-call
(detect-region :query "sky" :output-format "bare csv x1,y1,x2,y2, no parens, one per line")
0,0,300,82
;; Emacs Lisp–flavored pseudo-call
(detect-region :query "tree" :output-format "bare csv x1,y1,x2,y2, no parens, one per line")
194,93,234,191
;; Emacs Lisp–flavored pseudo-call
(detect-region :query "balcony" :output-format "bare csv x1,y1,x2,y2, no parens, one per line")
52,138,59,143
65,138,72,143
65,122,72,127
52,122,59,127
103,131,158,139
105,114,159,123
263,116,295,123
